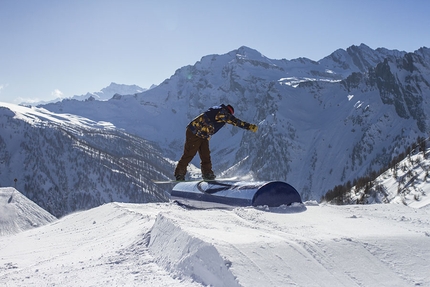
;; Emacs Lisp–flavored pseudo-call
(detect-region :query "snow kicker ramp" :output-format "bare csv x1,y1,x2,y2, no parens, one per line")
171,181,301,208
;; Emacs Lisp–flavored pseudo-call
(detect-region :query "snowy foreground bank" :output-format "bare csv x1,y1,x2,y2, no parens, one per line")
1,189,429,287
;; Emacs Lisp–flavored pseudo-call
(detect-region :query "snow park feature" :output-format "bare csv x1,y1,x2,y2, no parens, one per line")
2,197,430,287
170,180,302,209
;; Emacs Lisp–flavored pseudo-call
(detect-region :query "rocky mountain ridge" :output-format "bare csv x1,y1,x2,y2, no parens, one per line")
0,104,170,217
40,44,430,200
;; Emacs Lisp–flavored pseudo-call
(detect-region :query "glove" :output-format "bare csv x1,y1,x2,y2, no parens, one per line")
249,124,258,133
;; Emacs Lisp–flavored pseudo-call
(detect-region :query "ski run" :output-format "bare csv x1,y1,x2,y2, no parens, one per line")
1,187,429,287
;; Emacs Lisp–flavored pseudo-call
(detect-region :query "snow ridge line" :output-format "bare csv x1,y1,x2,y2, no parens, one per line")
146,213,241,287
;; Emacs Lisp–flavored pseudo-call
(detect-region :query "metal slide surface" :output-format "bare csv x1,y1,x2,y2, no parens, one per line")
171,181,302,209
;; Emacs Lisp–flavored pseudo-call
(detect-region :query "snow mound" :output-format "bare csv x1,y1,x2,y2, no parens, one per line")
147,213,239,287
0,187,57,236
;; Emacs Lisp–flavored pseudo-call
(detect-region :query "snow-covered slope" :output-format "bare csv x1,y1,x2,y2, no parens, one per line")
0,201,429,286
338,140,430,208
0,187,56,236
40,44,430,201
0,103,172,217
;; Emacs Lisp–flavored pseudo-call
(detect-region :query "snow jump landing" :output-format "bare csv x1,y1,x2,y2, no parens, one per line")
171,180,302,209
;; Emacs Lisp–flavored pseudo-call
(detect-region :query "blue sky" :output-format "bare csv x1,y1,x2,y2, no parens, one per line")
1,0,429,104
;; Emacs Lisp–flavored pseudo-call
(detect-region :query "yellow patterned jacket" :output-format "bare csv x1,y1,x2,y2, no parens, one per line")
187,105,252,139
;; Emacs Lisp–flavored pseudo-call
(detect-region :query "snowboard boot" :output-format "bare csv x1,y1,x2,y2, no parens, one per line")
202,172,216,180
175,174,185,181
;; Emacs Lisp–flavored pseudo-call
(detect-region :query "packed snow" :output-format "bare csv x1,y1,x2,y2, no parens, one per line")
1,187,429,286
0,188,56,236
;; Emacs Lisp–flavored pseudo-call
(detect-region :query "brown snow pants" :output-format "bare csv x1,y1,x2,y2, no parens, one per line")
174,128,213,177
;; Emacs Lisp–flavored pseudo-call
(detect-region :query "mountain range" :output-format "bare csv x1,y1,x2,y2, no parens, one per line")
1,43,430,216
39,44,430,199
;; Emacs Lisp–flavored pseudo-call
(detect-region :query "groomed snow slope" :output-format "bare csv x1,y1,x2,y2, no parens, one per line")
1,200,429,286
0,188,56,236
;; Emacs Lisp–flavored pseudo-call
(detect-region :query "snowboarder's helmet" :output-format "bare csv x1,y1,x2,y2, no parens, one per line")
226,104,234,115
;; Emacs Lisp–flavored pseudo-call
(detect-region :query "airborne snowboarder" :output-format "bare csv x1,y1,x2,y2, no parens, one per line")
174,104,258,181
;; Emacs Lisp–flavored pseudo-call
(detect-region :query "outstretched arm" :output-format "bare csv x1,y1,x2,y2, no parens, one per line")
215,110,258,132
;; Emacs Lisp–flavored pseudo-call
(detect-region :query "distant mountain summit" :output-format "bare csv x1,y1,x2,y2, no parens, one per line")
320,43,406,74
0,187,56,236
20,82,148,106
72,82,147,101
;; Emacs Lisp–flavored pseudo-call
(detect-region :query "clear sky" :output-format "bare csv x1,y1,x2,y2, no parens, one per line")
1,0,429,104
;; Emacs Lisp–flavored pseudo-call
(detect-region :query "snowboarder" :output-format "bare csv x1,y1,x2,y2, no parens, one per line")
174,104,258,181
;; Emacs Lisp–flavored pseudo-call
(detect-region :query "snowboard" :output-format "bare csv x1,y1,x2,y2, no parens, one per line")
152,178,236,184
